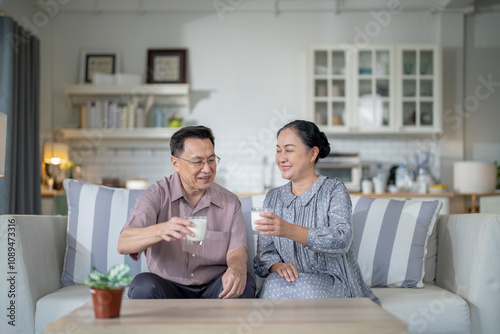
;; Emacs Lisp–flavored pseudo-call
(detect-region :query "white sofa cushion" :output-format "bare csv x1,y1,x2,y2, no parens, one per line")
350,195,442,288
373,283,470,334
35,285,90,334
61,179,148,287
436,214,500,334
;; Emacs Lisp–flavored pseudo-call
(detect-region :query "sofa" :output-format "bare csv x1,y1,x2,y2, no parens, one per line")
1,181,499,334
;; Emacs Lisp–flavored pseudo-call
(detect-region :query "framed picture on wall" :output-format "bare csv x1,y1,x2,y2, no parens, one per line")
147,49,187,84
79,49,121,84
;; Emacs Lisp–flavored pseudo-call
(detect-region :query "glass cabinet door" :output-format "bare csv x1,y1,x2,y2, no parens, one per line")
309,44,441,134
354,47,393,130
398,46,439,131
311,48,349,129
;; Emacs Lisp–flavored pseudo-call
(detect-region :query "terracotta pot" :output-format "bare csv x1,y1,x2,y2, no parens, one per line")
90,287,124,318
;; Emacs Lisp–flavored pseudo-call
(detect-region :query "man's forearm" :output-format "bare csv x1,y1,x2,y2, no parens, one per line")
226,246,248,271
117,225,163,255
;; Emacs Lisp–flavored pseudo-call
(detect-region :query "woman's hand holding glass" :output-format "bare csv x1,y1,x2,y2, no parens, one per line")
253,212,291,238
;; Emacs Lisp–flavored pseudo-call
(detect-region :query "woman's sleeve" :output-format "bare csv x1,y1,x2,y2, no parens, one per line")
304,181,353,255
253,191,282,277
254,235,282,277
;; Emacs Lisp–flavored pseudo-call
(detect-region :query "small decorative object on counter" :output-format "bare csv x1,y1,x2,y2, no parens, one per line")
362,179,374,194
134,107,146,128
154,106,165,128
169,114,182,128
395,163,412,192
102,177,121,188
84,263,132,319
417,168,433,194
125,179,149,190
372,163,387,194
428,184,448,194
361,166,373,194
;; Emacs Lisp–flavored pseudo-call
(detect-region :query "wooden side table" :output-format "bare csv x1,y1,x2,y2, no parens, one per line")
458,192,500,213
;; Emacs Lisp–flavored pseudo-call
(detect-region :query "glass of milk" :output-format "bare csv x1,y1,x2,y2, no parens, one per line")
186,216,207,245
251,207,272,235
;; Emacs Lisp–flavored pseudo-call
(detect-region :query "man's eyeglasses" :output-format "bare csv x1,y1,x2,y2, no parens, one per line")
174,155,220,168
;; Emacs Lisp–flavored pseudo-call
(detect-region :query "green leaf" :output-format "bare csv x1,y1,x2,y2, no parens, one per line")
108,263,130,280
84,263,132,289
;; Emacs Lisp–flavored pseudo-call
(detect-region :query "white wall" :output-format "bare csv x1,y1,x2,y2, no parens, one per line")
41,7,446,191
5,1,498,201
465,12,500,163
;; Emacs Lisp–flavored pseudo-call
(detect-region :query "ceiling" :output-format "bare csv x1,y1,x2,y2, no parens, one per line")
26,0,500,14
338,0,499,11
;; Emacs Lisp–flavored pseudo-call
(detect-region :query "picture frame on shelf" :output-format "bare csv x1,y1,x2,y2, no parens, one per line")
79,49,121,84
147,49,187,84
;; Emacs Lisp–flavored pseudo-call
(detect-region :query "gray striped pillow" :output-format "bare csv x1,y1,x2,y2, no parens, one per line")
350,195,442,288
61,179,148,287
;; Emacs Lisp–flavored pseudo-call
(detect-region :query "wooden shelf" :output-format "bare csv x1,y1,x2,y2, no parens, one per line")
59,84,190,141
63,84,190,110
64,83,189,96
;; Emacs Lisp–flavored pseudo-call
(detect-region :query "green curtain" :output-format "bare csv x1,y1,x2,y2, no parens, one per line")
0,16,41,214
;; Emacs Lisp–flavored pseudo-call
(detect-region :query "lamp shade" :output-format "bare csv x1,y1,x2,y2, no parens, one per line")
0,113,6,177
43,141,69,165
453,161,497,194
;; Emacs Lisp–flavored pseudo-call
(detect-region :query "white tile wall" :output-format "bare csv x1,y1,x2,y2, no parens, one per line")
335,135,441,180
70,140,174,188
69,132,441,193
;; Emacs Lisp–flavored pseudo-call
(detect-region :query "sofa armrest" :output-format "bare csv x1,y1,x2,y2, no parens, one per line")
435,213,500,334
0,215,67,334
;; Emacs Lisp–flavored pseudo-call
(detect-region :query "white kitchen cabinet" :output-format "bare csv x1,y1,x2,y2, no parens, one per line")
308,44,442,134
59,84,190,140
308,46,352,132
396,45,442,133
352,45,395,132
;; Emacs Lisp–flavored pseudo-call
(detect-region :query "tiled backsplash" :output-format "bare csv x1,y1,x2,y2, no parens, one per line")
70,132,440,194
69,140,174,189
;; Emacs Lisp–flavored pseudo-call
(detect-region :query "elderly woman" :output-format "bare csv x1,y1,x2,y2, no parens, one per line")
254,120,379,304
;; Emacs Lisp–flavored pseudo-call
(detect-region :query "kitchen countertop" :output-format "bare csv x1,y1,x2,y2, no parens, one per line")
350,191,455,198
236,192,455,198
41,188,65,198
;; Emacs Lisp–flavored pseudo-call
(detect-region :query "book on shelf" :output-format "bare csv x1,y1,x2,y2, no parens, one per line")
79,100,138,130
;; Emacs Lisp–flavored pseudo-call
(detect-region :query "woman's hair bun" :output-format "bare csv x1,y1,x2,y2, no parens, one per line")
318,131,331,159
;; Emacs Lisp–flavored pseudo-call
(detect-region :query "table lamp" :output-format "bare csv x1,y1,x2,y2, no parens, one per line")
43,139,69,190
43,140,69,166
0,113,7,177
453,161,497,212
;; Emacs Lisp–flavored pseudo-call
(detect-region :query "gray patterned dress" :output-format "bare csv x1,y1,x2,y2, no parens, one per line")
254,175,380,305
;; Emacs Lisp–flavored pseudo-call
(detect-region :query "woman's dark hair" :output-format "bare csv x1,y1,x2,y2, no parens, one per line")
277,120,330,163
170,126,215,156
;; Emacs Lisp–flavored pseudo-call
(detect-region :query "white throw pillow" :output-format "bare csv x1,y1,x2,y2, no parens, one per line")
61,179,148,287
350,195,442,288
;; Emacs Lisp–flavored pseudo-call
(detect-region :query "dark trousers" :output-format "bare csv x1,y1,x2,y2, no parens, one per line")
128,271,256,299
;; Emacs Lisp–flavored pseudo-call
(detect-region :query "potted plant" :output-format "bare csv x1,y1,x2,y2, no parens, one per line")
84,263,132,319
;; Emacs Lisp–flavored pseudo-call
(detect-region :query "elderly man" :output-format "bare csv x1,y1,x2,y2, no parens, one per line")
118,125,255,299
